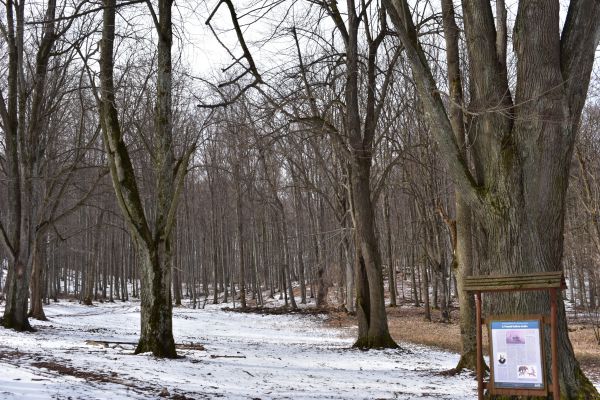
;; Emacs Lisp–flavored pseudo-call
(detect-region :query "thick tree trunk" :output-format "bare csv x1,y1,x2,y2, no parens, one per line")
3,177,34,331
134,240,176,357
352,161,397,349
385,0,600,394
2,258,33,331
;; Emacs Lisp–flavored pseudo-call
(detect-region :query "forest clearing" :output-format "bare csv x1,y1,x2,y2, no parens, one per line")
0,297,478,400
2,282,600,399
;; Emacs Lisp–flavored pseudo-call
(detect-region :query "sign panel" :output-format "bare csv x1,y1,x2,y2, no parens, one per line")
489,319,545,390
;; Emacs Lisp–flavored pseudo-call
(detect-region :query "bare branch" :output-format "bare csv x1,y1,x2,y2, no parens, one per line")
206,0,263,83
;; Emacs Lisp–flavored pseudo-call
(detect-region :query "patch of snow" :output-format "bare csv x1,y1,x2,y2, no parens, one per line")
0,300,477,399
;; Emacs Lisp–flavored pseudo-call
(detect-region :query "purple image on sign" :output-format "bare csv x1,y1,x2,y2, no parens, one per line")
505,331,526,344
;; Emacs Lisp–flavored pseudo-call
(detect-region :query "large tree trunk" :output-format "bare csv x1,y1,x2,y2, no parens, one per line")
3,258,33,331
351,160,397,348
475,188,594,395
384,0,600,395
3,168,34,331
134,240,176,357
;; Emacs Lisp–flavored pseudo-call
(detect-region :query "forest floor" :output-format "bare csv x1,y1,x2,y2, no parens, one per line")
0,299,477,400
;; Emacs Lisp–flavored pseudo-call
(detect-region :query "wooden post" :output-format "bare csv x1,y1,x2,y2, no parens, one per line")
476,291,483,400
550,288,560,400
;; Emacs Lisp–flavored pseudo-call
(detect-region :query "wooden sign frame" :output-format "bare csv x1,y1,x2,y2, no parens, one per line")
463,271,566,400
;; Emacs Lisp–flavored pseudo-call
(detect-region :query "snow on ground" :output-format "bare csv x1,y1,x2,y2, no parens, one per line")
0,300,477,399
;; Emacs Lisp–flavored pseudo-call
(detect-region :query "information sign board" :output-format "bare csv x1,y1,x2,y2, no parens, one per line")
489,319,545,390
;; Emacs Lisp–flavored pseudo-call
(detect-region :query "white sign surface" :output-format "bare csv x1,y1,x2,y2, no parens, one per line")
490,320,544,389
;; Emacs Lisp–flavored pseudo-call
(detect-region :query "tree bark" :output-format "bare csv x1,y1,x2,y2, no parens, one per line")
439,0,479,372
384,0,600,394
291,171,307,304
384,190,396,307
99,0,188,358
134,240,176,357
234,159,247,309
29,239,47,320
351,159,397,348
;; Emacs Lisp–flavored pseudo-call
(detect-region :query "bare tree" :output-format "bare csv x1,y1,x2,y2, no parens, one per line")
98,0,194,357
0,0,92,330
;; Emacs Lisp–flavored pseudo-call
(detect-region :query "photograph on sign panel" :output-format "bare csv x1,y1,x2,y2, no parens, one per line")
517,365,537,378
506,331,526,344
497,352,507,365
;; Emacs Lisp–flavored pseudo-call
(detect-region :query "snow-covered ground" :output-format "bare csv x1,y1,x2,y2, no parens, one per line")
0,300,477,399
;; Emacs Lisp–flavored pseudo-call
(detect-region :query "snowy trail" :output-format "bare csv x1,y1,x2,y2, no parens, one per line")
0,301,476,399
